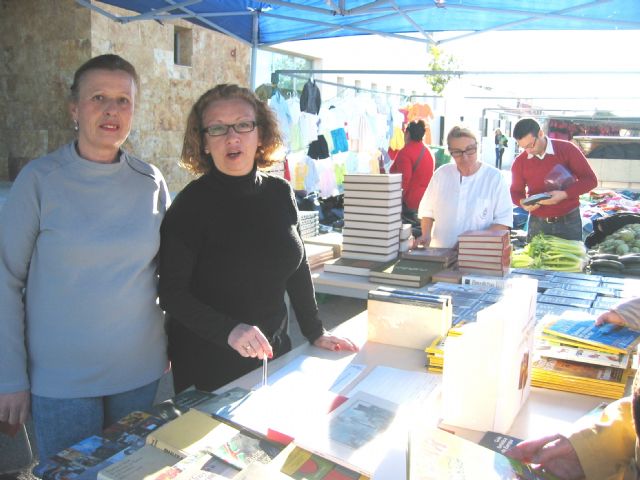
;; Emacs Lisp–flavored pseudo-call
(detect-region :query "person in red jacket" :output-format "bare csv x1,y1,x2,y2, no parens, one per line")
511,118,597,241
390,120,435,229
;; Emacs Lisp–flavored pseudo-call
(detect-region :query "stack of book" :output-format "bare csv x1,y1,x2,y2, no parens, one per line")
367,287,452,350
457,229,511,277
368,258,444,288
532,313,640,398
425,336,445,373
322,257,384,277
299,210,320,239
303,231,343,258
341,174,403,263
304,243,336,270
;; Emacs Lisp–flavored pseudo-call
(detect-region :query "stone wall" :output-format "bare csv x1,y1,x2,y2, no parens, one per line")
0,0,250,193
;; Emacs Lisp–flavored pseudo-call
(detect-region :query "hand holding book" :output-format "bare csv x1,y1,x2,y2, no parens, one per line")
505,433,583,480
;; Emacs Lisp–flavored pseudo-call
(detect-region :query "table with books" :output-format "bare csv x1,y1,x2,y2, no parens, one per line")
36,306,620,480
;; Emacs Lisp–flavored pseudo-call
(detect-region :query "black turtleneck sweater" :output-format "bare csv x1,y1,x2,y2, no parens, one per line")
159,164,324,392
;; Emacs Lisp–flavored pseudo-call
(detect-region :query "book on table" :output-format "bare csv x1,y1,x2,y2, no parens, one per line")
96,444,180,480
400,246,458,266
341,250,398,263
341,241,399,255
342,234,398,247
343,204,402,216
368,258,443,286
343,219,402,232
458,244,512,263
276,442,369,480
342,182,403,192
343,173,402,184
343,211,402,223
344,196,402,207
407,427,559,480
367,287,452,350
342,227,399,239
457,229,511,244
535,338,631,369
342,189,402,200
531,357,627,398
292,391,401,477
322,257,384,276
540,313,640,355
140,409,285,472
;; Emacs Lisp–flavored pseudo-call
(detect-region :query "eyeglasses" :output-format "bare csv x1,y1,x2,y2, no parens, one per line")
519,136,538,151
449,145,477,158
202,121,257,137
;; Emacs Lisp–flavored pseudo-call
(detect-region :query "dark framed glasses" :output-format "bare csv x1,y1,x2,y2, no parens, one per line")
449,144,478,158
202,121,257,137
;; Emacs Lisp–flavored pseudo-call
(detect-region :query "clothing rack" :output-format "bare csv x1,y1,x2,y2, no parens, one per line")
272,70,434,100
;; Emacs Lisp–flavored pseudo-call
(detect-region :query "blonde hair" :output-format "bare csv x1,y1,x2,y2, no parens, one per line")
180,84,282,175
446,125,477,147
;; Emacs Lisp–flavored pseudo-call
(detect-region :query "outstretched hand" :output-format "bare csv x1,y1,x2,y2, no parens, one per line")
506,434,585,480
313,333,359,353
228,323,273,360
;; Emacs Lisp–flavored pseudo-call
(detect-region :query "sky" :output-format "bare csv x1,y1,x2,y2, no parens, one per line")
275,29,640,117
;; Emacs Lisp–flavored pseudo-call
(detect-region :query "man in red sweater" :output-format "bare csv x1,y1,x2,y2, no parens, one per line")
511,118,597,241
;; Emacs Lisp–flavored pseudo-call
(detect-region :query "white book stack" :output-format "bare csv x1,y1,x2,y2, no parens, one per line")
299,210,320,239
341,174,403,263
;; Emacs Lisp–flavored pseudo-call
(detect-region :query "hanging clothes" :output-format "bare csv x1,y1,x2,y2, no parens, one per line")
269,90,292,145
307,135,330,160
300,79,322,114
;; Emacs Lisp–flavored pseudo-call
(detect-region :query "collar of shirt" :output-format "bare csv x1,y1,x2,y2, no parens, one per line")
527,135,555,160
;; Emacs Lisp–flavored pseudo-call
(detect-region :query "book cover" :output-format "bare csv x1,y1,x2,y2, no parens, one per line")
153,451,240,479
542,315,640,354
535,338,631,369
322,257,384,276
146,410,239,458
408,427,559,480
537,295,593,310
478,431,523,454
97,445,178,480
279,444,369,480
232,462,292,479
458,229,510,243
369,258,440,282
343,173,402,184
532,357,625,383
293,391,400,477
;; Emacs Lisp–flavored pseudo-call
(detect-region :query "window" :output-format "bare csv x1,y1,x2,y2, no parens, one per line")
174,26,192,66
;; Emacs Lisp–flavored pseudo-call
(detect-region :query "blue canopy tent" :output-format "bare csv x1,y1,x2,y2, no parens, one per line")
77,0,640,86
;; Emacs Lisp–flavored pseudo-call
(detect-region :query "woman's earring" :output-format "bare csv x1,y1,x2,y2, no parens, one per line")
73,120,79,132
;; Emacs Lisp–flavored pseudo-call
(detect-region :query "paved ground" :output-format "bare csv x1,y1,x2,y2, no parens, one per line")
0,294,366,479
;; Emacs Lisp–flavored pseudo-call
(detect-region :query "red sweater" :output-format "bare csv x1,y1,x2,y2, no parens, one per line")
389,141,435,210
510,138,597,218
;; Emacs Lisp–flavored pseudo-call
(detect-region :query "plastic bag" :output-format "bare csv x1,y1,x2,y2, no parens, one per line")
544,164,575,190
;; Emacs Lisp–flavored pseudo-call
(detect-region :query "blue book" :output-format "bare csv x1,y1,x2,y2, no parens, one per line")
542,316,640,354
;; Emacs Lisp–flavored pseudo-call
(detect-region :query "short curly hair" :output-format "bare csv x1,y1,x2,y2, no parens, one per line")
406,120,426,142
180,84,283,175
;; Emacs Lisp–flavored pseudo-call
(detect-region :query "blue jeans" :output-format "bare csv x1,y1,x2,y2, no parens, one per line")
527,208,583,241
31,380,159,464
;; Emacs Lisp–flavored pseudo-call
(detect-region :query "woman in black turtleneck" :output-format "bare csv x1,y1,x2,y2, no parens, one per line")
159,84,358,393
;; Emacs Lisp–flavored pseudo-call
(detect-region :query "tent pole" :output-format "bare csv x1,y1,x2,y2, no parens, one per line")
250,12,259,90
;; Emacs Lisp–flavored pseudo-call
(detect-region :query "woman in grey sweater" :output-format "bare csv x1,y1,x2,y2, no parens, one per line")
0,54,170,463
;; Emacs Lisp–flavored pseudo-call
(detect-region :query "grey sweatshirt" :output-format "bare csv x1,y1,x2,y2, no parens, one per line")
0,143,169,398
